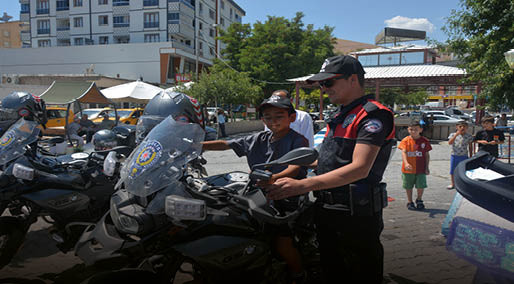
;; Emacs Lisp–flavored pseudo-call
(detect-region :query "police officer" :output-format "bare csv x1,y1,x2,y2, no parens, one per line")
267,55,395,283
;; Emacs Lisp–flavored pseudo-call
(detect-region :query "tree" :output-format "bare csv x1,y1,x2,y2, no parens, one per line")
367,87,428,107
176,63,262,106
218,12,334,99
443,0,514,109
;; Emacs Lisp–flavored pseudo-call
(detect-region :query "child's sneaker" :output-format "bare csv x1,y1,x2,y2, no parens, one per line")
416,199,425,210
407,202,416,210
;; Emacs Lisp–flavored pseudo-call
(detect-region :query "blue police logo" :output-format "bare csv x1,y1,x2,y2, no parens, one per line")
364,119,383,133
0,131,15,147
129,140,162,178
342,114,356,128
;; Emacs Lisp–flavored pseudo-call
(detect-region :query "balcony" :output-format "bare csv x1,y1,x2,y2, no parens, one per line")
21,9,29,14
144,22,159,28
112,0,129,6
113,23,129,28
57,26,70,31
36,8,49,14
143,0,159,6
37,28,50,34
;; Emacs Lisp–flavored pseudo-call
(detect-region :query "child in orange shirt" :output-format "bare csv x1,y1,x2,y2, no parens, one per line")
398,121,432,210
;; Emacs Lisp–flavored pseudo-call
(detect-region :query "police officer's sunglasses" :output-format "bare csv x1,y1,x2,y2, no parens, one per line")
318,75,349,88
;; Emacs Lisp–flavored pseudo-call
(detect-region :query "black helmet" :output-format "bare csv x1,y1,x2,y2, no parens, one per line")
93,129,118,151
136,90,203,143
1,92,47,125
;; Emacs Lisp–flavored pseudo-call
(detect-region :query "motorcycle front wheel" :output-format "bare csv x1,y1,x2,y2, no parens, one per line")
0,217,27,269
159,255,209,284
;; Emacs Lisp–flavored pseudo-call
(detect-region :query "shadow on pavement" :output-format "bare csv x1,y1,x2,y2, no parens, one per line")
419,208,449,218
0,278,46,284
385,273,430,284
8,229,60,267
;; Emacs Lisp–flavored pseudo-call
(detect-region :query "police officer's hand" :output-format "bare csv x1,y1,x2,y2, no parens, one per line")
266,177,307,200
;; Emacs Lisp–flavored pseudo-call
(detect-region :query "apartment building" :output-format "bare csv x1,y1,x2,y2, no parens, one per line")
16,0,244,83
0,21,24,48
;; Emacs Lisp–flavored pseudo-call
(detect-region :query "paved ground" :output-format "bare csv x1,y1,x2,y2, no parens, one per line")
0,136,478,283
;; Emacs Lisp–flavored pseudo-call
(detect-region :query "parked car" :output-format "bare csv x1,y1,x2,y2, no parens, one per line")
431,114,464,125
41,106,75,135
92,108,143,125
444,108,470,121
206,107,219,123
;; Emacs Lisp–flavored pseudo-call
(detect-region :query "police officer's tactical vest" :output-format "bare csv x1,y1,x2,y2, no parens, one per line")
317,94,395,198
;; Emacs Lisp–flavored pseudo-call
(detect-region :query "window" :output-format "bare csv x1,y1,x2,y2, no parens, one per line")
144,34,160,42
74,17,83,27
199,41,203,50
209,28,214,37
230,8,232,18
56,0,69,11
112,0,129,5
98,0,108,4
220,17,225,26
114,35,130,43
38,40,50,47
358,54,378,66
220,0,224,9
199,22,203,30
21,3,30,13
74,0,83,7
199,3,203,13
185,39,191,46
57,39,71,46
98,15,109,26
4,42,10,47
209,9,215,20
144,13,159,28
209,47,214,56
168,13,179,21
99,36,109,44
74,37,84,45
3,31,10,37
143,0,158,6
401,52,424,65
379,53,400,66
37,20,50,34
37,0,49,14
113,16,129,27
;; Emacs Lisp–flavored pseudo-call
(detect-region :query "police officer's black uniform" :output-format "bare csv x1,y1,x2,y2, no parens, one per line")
315,94,395,284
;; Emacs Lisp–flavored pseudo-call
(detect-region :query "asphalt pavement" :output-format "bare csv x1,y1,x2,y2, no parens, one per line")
0,136,478,283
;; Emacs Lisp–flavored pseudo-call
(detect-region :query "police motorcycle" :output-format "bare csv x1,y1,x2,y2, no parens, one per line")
443,151,514,283
76,116,321,284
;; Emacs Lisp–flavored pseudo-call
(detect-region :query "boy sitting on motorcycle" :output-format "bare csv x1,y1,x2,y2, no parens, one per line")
202,95,308,283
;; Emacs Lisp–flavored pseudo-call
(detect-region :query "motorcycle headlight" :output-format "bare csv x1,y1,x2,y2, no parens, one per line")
103,151,117,177
165,195,206,221
13,163,34,180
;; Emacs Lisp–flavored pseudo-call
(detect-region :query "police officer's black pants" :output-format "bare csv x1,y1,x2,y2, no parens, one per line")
315,205,384,284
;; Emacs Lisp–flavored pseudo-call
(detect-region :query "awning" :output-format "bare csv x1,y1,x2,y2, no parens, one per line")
101,80,163,103
40,81,113,105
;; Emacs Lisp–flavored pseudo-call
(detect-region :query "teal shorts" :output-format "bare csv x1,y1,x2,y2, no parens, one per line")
402,173,427,189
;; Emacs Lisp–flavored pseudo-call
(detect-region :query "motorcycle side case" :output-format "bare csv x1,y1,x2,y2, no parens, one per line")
21,188,91,215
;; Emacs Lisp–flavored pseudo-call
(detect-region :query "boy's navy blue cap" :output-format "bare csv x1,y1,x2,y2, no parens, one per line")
258,95,295,115
308,55,365,82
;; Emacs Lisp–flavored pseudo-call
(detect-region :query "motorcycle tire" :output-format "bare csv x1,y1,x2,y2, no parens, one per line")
159,255,208,284
0,218,27,269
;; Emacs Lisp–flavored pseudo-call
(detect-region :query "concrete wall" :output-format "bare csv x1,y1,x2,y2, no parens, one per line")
225,119,264,135
0,42,171,83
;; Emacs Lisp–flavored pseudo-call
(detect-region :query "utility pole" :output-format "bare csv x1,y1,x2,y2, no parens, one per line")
195,0,199,81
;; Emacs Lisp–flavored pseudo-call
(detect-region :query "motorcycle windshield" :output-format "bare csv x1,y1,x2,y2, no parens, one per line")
120,116,204,197
0,118,40,166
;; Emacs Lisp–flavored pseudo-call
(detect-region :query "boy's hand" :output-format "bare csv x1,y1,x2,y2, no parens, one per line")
405,163,413,171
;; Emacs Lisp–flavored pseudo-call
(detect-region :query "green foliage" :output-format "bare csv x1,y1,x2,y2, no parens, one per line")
218,12,334,98
443,0,514,109
176,63,262,106
368,87,428,106
298,88,330,111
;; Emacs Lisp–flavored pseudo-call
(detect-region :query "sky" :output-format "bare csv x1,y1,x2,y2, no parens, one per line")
1,0,463,44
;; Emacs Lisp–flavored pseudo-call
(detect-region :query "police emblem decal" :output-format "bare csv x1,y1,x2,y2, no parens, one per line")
342,114,356,128
320,59,330,72
129,140,163,178
364,119,383,133
0,131,14,147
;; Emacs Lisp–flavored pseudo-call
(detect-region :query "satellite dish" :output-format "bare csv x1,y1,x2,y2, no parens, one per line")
0,13,13,23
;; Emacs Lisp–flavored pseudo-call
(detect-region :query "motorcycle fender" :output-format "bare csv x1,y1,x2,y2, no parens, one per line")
21,188,90,213
172,235,269,272
75,211,128,267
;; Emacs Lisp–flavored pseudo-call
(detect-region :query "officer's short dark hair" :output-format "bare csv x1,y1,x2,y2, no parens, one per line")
409,120,422,128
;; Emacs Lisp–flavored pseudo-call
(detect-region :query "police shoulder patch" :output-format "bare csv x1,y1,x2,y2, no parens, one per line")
363,119,383,133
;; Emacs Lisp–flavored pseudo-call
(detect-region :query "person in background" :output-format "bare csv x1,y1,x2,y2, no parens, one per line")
474,115,505,158
67,116,84,148
217,108,227,138
98,114,115,130
79,114,96,143
399,121,431,210
264,90,314,147
495,113,508,127
447,121,473,189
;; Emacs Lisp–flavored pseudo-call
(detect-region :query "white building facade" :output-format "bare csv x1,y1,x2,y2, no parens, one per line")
14,0,245,84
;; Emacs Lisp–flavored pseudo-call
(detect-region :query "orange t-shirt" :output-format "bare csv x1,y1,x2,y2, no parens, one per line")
398,136,432,174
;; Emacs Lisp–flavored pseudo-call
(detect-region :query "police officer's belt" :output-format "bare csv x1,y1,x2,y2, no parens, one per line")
314,182,388,216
